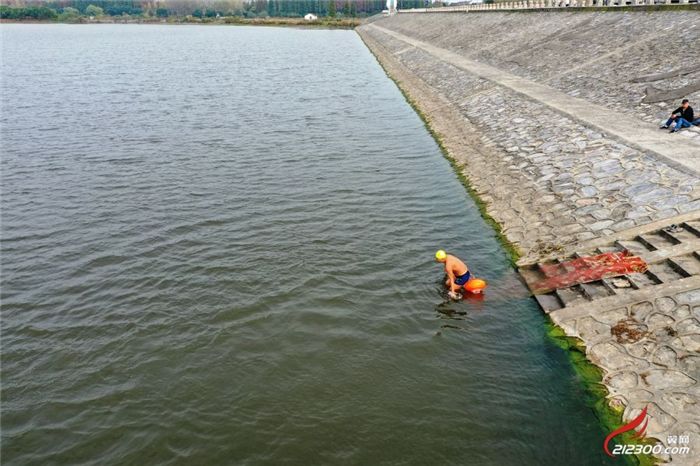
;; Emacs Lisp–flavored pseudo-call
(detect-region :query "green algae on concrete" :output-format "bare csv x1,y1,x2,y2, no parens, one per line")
546,321,658,466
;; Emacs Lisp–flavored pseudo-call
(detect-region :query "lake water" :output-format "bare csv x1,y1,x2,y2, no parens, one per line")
2,24,618,465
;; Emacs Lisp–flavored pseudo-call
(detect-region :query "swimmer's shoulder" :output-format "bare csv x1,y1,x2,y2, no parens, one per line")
452,255,468,270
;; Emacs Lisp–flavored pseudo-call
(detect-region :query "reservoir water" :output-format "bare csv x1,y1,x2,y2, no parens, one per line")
2,24,618,465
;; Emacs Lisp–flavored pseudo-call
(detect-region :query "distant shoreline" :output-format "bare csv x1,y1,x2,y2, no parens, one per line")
0,16,361,29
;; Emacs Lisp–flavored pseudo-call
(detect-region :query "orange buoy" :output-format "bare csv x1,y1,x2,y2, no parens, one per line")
464,278,487,294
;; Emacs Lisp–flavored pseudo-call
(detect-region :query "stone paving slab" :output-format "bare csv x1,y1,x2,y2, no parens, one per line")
369,24,700,176
563,212,700,263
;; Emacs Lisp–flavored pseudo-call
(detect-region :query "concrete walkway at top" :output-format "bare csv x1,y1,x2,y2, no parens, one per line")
368,24,700,177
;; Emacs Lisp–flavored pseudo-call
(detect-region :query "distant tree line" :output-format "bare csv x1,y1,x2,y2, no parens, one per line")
0,0,429,20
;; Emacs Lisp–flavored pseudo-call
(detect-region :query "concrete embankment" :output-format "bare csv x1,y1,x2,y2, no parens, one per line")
358,10,700,464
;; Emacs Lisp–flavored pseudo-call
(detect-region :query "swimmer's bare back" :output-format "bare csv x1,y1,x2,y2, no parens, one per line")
445,255,468,276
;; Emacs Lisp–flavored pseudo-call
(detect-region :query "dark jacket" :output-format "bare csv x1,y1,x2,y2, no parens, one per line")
673,106,694,122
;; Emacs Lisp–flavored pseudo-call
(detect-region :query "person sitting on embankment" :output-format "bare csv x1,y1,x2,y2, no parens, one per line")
435,250,470,299
660,99,694,133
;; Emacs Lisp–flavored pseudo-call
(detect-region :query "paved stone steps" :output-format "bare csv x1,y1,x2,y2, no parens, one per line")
520,214,700,314
647,260,686,283
593,246,622,254
684,220,700,237
533,293,564,313
668,255,699,277
637,232,680,251
536,258,561,278
670,252,700,276
626,271,661,289
580,281,614,300
527,258,692,313
555,285,588,307
661,227,695,244
614,239,649,255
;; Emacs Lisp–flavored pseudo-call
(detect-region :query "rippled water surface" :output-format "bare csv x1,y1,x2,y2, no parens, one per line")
2,24,617,465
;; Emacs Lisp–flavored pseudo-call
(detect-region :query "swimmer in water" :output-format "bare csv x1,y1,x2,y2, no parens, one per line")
435,250,470,300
